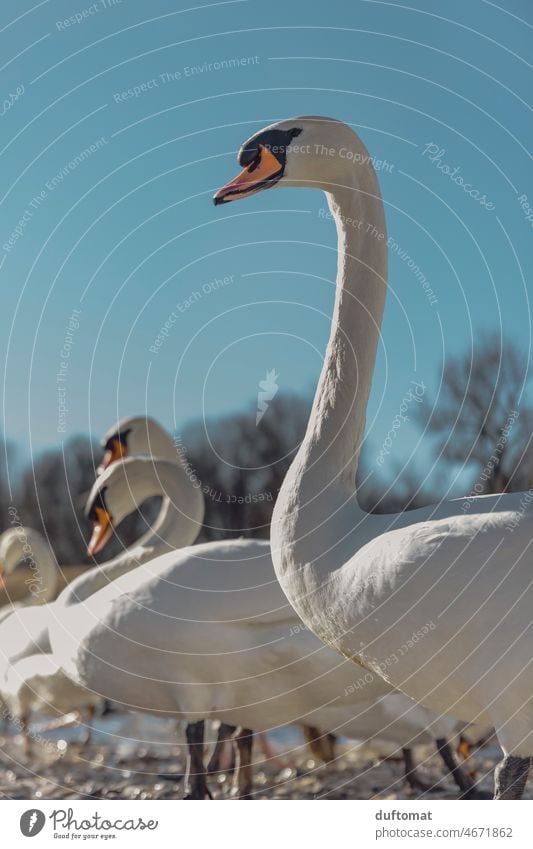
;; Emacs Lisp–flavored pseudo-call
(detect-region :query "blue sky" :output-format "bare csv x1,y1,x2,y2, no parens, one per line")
1,0,532,484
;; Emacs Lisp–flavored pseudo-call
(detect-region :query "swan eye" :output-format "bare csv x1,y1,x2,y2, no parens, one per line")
99,431,130,473
247,153,262,174
104,427,131,452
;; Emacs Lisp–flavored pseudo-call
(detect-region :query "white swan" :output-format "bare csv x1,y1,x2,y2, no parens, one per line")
56,456,478,798
214,115,531,799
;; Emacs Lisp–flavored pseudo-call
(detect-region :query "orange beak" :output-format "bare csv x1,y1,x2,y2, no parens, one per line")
87,506,114,556
97,438,126,475
213,145,283,205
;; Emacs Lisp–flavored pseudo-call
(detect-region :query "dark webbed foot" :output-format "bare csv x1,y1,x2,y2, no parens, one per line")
401,747,435,794
234,728,254,799
494,755,530,799
183,783,213,800
184,720,213,800
435,737,482,798
207,723,236,775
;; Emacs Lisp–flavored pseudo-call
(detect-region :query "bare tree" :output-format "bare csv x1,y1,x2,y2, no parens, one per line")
182,394,310,540
14,436,98,565
415,340,533,494
357,459,437,514
13,340,530,567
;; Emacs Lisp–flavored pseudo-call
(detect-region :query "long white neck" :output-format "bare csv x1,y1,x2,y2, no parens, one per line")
24,534,59,604
306,180,387,485
3,530,59,606
133,471,199,552
62,465,203,605
272,163,387,599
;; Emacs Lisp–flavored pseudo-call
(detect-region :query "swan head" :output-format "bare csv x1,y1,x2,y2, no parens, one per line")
98,416,177,474
213,116,367,204
85,456,180,556
0,526,49,580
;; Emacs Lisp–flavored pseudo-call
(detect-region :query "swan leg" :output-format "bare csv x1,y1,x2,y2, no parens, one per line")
207,723,236,775
321,733,337,763
494,756,530,799
255,730,289,770
21,712,31,758
83,704,97,750
303,726,336,764
234,728,254,799
402,747,434,793
436,737,478,798
183,720,212,800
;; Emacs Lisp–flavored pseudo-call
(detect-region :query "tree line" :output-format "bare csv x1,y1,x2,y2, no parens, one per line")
1,340,531,566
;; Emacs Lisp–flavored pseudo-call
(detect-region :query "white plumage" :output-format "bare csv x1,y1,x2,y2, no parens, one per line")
214,115,531,797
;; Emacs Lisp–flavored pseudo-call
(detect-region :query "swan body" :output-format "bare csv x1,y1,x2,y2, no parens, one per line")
1,653,99,721
214,116,532,793
289,498,531,736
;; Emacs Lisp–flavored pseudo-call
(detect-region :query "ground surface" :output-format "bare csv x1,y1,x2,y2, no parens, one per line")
0,714,510,800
